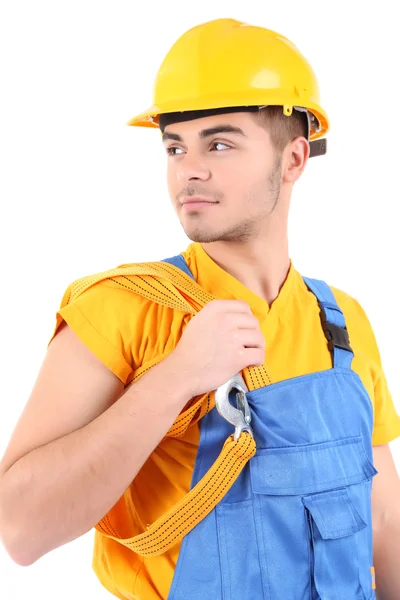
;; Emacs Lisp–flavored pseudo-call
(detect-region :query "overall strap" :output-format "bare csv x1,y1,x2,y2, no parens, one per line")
161,254,195,280
302,277,354,369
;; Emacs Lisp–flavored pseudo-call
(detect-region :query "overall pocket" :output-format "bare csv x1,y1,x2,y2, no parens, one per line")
303,488,372,599
249,436,377,600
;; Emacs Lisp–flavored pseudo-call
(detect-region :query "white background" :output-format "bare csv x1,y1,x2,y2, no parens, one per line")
0,1,399,598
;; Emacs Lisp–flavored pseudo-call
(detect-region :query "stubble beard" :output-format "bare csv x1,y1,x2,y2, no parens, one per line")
183,158,282,244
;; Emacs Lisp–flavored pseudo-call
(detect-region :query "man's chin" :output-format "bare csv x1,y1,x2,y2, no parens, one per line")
185,231,219,243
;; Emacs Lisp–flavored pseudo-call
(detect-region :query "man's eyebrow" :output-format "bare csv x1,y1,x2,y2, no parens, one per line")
199,125,247,139
162,125,247,143
162,132,182,142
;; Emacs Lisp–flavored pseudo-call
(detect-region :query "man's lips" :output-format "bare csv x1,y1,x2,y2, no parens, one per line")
181,196,217,206
181,196,218,210
182,199,218,212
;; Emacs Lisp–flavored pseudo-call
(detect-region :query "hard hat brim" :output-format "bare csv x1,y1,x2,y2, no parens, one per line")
127,96,329,140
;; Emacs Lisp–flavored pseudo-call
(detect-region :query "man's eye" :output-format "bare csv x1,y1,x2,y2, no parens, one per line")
166,142,230,155
166,147,184,156
211,142,230,151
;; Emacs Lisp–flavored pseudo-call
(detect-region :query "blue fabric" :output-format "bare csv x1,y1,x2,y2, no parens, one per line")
162,254,196,280
162,255,377,600
303,276,354,370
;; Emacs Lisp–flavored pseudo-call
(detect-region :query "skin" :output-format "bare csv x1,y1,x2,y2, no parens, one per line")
162,110,400,600
163,111,306,305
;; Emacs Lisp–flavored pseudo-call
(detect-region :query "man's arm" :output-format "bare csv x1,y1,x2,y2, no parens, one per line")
372,443,400,600
0,322,191,567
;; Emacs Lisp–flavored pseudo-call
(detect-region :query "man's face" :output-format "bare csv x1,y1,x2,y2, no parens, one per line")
162,111,283,244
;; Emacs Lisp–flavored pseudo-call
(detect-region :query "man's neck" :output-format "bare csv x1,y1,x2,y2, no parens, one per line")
200,237,290,307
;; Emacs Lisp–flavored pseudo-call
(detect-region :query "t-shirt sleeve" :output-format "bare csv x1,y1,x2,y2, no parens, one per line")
48,281,134,384
371,368,400,445
351,299,400,446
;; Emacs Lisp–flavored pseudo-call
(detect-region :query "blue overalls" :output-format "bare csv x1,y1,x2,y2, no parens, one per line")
163,254,378,600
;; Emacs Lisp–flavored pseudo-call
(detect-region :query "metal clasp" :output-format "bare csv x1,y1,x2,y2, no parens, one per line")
215,374,253,441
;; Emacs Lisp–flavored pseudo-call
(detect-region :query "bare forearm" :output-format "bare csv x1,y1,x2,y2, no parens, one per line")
0,359,190,565
374,511,400,600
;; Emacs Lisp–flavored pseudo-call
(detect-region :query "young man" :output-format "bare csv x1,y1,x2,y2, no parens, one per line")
1,17,400,600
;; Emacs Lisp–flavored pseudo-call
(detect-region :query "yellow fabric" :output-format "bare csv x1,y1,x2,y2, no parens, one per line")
127,18,329,140
48,241,400,600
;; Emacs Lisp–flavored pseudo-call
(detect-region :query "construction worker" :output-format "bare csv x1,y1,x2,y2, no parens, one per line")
0,17,400,600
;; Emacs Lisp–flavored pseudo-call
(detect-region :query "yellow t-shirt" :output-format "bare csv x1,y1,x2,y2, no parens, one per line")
48,242,400,600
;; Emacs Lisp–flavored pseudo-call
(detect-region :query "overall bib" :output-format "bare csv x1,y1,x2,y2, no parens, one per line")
164,254,378,600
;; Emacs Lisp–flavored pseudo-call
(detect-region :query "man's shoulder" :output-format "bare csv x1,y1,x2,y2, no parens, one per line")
301,274,367,324
61,258,168,307
329,284,364,318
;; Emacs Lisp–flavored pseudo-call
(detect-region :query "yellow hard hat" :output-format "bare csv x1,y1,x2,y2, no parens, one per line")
127,18,329,151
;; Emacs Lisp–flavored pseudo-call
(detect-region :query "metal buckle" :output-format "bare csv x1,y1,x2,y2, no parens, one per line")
215,374,254,441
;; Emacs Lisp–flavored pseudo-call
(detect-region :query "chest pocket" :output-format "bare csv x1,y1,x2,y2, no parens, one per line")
247,435,377,599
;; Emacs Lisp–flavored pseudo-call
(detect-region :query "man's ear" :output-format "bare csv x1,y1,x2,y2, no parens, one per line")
282,137,309,183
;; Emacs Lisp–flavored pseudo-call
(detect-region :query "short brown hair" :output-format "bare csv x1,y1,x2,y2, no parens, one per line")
255,106,309,153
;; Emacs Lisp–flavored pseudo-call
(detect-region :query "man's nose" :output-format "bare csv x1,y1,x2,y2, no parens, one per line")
176,154,211,182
